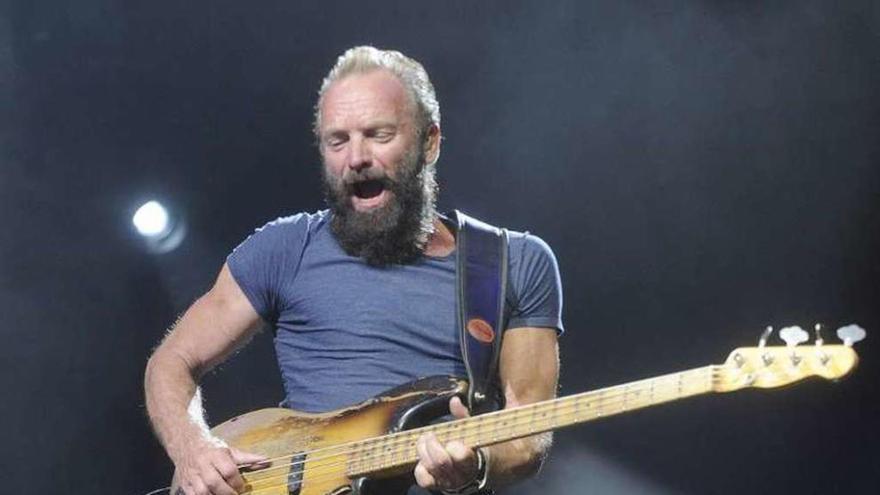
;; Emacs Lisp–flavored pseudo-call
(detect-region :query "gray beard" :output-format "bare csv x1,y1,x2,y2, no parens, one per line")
322,148,438,267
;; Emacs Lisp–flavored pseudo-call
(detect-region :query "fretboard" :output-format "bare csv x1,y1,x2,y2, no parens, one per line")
347,365,718,476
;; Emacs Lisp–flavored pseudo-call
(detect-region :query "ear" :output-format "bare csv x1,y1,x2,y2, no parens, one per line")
423,123,441,166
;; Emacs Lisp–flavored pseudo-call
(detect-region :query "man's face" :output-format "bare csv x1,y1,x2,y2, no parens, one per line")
317,70,439,265
318,69,422,213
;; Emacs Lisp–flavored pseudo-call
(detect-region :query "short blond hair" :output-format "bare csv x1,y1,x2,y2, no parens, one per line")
313,46,440,138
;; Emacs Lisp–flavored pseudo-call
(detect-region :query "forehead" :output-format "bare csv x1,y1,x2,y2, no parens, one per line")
319,70,415,132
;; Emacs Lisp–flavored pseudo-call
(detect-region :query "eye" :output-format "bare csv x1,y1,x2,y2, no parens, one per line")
324,134,347,150
368,128,395,142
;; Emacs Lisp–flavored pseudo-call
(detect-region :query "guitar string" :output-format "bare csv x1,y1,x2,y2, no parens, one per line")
235,367,722,494
240,368,720,494
235,365,717,480
237,367,718,491
145,368,720,495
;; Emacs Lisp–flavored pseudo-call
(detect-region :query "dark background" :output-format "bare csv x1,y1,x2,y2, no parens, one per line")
2,1,878,493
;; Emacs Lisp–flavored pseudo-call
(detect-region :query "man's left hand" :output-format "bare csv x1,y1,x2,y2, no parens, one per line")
414,396,481,492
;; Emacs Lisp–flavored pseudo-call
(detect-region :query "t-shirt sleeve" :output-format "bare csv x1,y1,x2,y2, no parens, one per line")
226,215,309,322
506,233,564,334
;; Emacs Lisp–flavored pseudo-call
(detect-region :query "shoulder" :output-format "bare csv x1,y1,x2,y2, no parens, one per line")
507,229,559,268
234,210,330,250
226,210,330,318
253,209,329,235
452,211,557,264
503,227,565,333
505,228,563,298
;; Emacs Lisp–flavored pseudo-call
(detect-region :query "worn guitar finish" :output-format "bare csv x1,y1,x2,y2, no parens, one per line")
201,338,861,495
212,376,466,495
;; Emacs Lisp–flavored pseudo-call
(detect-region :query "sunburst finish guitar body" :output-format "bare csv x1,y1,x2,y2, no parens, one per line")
208,377,466,495
175,327,863,495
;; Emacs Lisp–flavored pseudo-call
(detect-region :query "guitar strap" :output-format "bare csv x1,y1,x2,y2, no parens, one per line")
453,210,509,416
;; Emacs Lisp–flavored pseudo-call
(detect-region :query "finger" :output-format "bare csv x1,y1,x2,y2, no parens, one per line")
201,467,237,495
187,477,208,495
416,435,435,470
190,461,217,495
419,433,454,483
445,441,474,465
440,441,477,486
230,447,269,466
413,462,436,488
449,396,471,419
424,434,455,478
210,454,245,492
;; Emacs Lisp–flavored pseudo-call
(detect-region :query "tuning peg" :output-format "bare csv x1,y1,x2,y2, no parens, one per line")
814,323,824,346
836,324,866,347
780,326,809,347
758,326,773,348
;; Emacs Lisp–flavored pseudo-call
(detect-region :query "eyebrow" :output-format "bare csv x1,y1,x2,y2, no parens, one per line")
321,121,400,138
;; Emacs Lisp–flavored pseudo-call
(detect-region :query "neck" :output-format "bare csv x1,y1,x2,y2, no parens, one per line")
423,217,455,258
347,365,718,477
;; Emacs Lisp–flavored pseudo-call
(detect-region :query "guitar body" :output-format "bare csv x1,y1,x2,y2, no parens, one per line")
210,376,467,495
162,334,862,495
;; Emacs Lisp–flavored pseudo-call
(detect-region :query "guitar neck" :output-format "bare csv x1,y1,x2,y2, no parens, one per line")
348,365,718,476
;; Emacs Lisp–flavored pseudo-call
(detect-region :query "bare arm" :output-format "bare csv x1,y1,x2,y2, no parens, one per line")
144,263,265,494
415,327,559,491
484,326,559,485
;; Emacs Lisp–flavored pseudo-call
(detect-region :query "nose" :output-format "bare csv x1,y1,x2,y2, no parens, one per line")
347,136,371,172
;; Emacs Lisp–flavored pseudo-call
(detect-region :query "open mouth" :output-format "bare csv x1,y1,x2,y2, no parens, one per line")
348,178,389,209
352,179,386,200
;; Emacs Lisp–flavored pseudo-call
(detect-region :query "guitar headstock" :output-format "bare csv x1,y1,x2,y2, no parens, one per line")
713,324,864,392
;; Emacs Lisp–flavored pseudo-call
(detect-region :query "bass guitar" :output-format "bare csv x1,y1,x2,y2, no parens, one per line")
172,324,865,495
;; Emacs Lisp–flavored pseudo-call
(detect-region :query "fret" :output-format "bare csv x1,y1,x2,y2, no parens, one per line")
551,394,561,428
529,401,538,435
383,435,393,468
490,413,501,444
222,339,860,495
470,415,486,446
434,420,451,445
446,416,463,445
348,366,718,478
392,433,404,465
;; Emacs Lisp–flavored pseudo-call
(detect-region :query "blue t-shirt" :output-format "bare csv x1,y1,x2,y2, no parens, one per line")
227,210,563,413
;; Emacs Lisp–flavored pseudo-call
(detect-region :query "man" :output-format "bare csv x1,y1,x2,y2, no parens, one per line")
145,46,563,495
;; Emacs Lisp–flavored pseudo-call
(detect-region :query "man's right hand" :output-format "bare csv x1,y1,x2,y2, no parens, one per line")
145,264,268,494
171,441,267,495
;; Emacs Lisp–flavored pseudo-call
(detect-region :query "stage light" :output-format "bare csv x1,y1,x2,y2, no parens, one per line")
132,200,186,253
133,201,169,236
